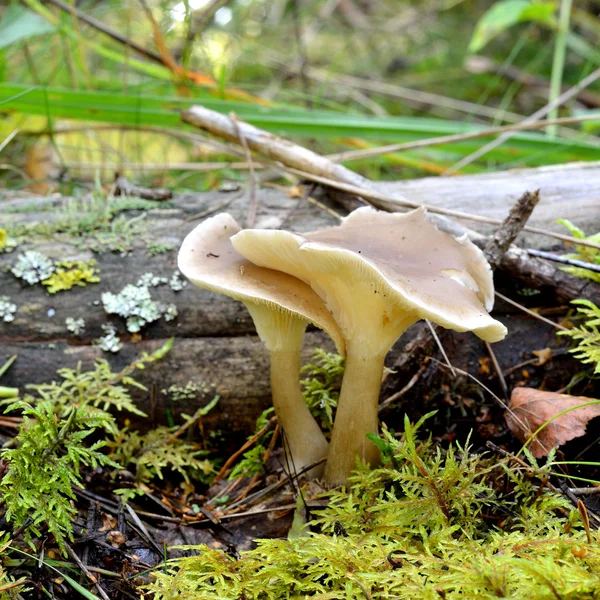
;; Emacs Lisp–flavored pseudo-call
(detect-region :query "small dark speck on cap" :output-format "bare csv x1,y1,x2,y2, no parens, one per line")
358,250,362,253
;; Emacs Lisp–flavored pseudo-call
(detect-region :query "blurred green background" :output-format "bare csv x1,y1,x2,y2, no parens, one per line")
0,0,599,193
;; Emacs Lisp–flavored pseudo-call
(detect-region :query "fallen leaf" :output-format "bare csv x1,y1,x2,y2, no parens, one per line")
532,347,552,366
107,530,127,548
99,512,117,533
478,357,491,375
505,388,600,458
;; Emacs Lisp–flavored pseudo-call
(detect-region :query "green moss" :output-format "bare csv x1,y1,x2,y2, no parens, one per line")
41,259,100,294
147,416,600,599
147,240,176,256
0,340,172,554
5,195,164,256
557,219,600,283
301,349,344,433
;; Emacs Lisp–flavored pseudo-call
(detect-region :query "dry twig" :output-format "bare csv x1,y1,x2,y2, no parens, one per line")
327,115,600,163
212,416,278,483
447,67,600,173
484,190,540,269
65,544,111,600
114,176,172,201
378,360,430,413
495,292,569,332
230,113,258,227
527,249,600,274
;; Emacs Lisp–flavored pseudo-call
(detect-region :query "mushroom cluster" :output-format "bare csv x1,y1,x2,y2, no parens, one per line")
179,207,507,486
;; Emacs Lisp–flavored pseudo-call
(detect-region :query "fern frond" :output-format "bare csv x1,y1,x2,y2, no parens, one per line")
559,299,600,374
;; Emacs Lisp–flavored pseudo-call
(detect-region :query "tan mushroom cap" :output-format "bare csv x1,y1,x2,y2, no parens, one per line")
231,206,507,345
177,213,345,354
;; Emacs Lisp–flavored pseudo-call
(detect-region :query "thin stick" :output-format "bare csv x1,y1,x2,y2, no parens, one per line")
65,543,111,600
486,441,561,493
65,161,258,172
307,195,343,221
124,504,164,556
212,416,278,483
193,0,231,31
495,291,570,332
527,249,600,273
307,68,525,123
234,424,281,504
0,579,31,593
484,341,509,400
222,456,327,513
431,358,511,412
0,129,19,156
327,115,600,163
484,190,541,269
46,0,163,64
230,112,258,228
425,320,455,376
569,487,600,496
378,360,429,413
447,67,600,173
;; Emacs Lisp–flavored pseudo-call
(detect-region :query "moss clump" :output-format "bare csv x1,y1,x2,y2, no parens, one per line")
147,415,600,599
41,259,100,294
557,219,600,283
301,349,344,433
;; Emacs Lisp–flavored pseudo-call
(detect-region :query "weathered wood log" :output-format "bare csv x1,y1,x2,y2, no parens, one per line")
1,333,335,444
378,161,600,244
1,189,337,342
1,185,598,445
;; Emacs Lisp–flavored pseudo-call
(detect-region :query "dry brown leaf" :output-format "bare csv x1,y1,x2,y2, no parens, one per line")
107,530,127,548
532,347,552,366
505,388,600,458
478,357,491,375
98,512,117,533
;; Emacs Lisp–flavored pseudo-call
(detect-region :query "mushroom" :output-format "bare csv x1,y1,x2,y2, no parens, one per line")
178,213,345,478
231,207,507,485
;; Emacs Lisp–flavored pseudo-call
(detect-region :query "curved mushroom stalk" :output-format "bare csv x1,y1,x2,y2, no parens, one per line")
245,304,329,477
232,207,507,486
178,213,344,480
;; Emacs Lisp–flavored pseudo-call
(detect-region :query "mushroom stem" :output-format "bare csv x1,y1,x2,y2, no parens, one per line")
324,344,387,486
246,303,330,478
270,349,329,478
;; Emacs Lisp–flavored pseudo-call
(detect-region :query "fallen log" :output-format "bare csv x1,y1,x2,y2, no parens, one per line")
1,188,343,443
1,167,598,443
